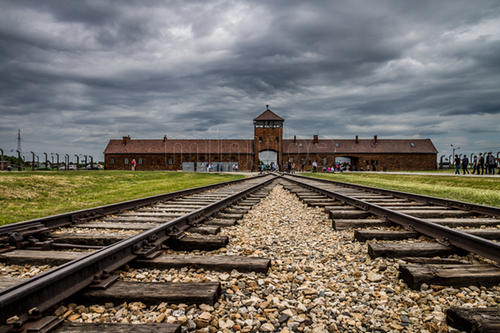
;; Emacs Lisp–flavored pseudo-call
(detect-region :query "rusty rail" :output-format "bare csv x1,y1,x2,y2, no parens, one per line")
287,173,500,217
282,174,500,265
0,174,277,326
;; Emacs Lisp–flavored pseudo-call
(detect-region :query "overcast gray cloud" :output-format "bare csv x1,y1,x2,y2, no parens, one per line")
1,0,499,161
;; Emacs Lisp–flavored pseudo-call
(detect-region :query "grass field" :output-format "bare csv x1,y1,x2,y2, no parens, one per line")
303,172,500,207
0,171,244,225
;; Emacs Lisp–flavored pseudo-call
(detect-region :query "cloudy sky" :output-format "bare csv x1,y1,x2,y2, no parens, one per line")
1,0,499,161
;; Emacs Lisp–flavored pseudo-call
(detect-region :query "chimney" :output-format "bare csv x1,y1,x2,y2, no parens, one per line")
313,135,319,144
374,135,378,143
355,135,359,144
163,135,168,142
122,136,130,145
293,135,296,143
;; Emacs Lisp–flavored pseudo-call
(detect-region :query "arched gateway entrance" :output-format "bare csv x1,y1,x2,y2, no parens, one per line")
258,150,277,166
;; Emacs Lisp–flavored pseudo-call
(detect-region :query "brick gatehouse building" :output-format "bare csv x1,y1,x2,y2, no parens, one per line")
104,107,438,171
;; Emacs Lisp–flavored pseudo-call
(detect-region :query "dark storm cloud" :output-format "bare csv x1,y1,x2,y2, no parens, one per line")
1,0,500,159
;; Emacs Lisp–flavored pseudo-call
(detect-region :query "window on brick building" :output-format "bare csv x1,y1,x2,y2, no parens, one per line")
158,160,161,165
110,158,114,165
322,157,327,165
124,158,129,165
275,137,279,143
259,137,263,143
168,157,173,165
152,160,155,165
138,158,143,165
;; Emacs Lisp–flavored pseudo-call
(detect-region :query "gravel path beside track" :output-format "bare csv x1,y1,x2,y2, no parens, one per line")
54,184,500,332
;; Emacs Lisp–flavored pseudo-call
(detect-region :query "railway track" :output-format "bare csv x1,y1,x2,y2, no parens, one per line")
281,173,500,332
0,174,278,332
0,172,499,332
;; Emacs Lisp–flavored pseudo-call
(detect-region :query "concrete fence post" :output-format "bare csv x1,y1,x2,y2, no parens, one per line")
43,152,48,169
31,152,35,170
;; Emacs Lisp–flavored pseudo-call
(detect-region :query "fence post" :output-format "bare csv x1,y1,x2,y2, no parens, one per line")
43,152,48,169
0,148,3,171
31,152,35,170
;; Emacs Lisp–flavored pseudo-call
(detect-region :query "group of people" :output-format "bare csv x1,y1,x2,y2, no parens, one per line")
258,162,278,173
454,152,498,175
199,162,239,172
282,160,350,173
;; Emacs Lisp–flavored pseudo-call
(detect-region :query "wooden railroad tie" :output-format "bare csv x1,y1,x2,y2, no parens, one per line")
367,242,459,259
332,219,390,230
78,281,221,305
0,249,82,266
446,307,500,333
53,323,181,333
133,254,270,273
355,229,500,242
399,263,500,289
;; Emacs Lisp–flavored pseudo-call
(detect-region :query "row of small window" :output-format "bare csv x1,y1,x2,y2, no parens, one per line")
258,137,279,143
108,157,174,165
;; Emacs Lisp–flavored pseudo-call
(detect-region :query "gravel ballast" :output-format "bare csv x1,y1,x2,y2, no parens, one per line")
50,184,499,332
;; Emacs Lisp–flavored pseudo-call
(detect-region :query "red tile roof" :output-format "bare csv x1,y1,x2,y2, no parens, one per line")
283,139,437,154
253,109,284,121
105,138,437,155
104,139,254,154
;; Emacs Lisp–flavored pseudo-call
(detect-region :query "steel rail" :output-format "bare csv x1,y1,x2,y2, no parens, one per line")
286,173,500,217
0,174,278,326
282,175,500,265
0,174,268,238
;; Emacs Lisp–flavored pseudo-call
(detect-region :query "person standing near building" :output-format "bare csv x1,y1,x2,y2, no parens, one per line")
291,162,296,174
461,155,469,174
487,152,496,175
454,155,460,175
471,155,478,174
312,160,318,173
131,158,136,171
478,153,485,175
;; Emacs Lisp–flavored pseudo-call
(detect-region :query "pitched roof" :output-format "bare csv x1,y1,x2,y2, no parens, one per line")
104,139,253,154
283,139,438,154
253,109,284,121
104,137,438,155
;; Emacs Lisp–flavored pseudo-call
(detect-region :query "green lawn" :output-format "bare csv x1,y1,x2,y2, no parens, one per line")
303,172,500,207
0,171,244,225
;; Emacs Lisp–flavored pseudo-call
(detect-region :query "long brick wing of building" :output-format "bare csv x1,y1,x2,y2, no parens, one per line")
104,107,438,171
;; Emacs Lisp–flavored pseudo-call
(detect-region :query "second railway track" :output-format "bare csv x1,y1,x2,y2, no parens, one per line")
0,172,499,332
282,173,500,332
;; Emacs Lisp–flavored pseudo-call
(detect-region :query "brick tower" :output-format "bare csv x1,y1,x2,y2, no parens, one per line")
253,106,284,170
